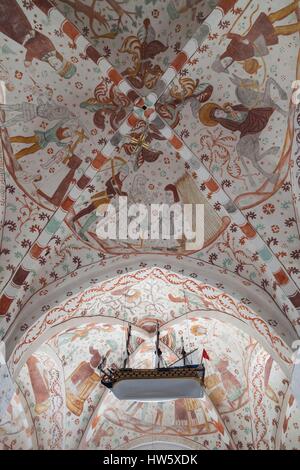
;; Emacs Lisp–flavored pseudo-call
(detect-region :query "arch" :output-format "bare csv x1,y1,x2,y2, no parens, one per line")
4,256,295,355
6,260,294,377
7,263,291,373
12,307,293,380
13,293,293,451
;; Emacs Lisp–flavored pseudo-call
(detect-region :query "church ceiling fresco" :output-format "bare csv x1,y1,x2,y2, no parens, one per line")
53,0,218,95
0,0,300,451
0,389,35,450
1,309,296,450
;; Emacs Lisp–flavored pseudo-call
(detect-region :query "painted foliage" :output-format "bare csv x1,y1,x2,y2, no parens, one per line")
0,0,299,451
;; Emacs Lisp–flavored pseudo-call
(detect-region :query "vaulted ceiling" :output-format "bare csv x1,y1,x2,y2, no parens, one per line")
0,0,300,450
1,268,299,450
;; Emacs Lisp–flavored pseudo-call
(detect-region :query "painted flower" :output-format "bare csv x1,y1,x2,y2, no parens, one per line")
103,46,111,58
152,9,159,18
82,26,89,36
22,0,34,10
54,29,63,37
181,129,190,139
262,203,275,215
33,20,42,31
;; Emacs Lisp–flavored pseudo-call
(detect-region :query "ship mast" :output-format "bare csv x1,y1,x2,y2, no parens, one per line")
181,336,187,366
123,324,132,368
169,348,199,367
155,321,163,368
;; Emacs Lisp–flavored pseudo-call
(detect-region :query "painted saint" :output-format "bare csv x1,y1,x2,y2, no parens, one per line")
10,122,73,159
65,347,109,416
0,97,75,129
72,160,129,240
0,0,76,78
26,355,50,415
213,1,300,73
215,358,243,405
198,102,279,182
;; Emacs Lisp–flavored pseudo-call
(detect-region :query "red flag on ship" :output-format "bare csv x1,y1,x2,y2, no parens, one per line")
202,349,210,361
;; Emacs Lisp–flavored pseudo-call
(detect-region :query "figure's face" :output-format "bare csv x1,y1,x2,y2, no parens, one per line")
47,54,63,71
63,129,71,138
214,109,227,119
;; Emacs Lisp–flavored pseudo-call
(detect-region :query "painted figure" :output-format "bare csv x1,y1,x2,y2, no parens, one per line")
10,122,73,159
0,97,74,128
36,128,88,206
154,402,164,426
174,398,201,430
229,74,288,118
213,1,300,73
184,398,201,427
66,347,110,416
199,102,279,182
264,356,279,403
157,77,213,128
0,392,33,449
92,424,114,448
37,153,82,206
174,398,189,427
215,358,243,405
26,355,50,415
72,161,129,238
0,0,76,78
204,373,226,407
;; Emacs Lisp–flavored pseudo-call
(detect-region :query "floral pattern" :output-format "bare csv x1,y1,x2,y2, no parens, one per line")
0,0,299,450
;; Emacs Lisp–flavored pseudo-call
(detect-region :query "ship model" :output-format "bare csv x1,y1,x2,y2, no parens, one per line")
99,323,205,401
